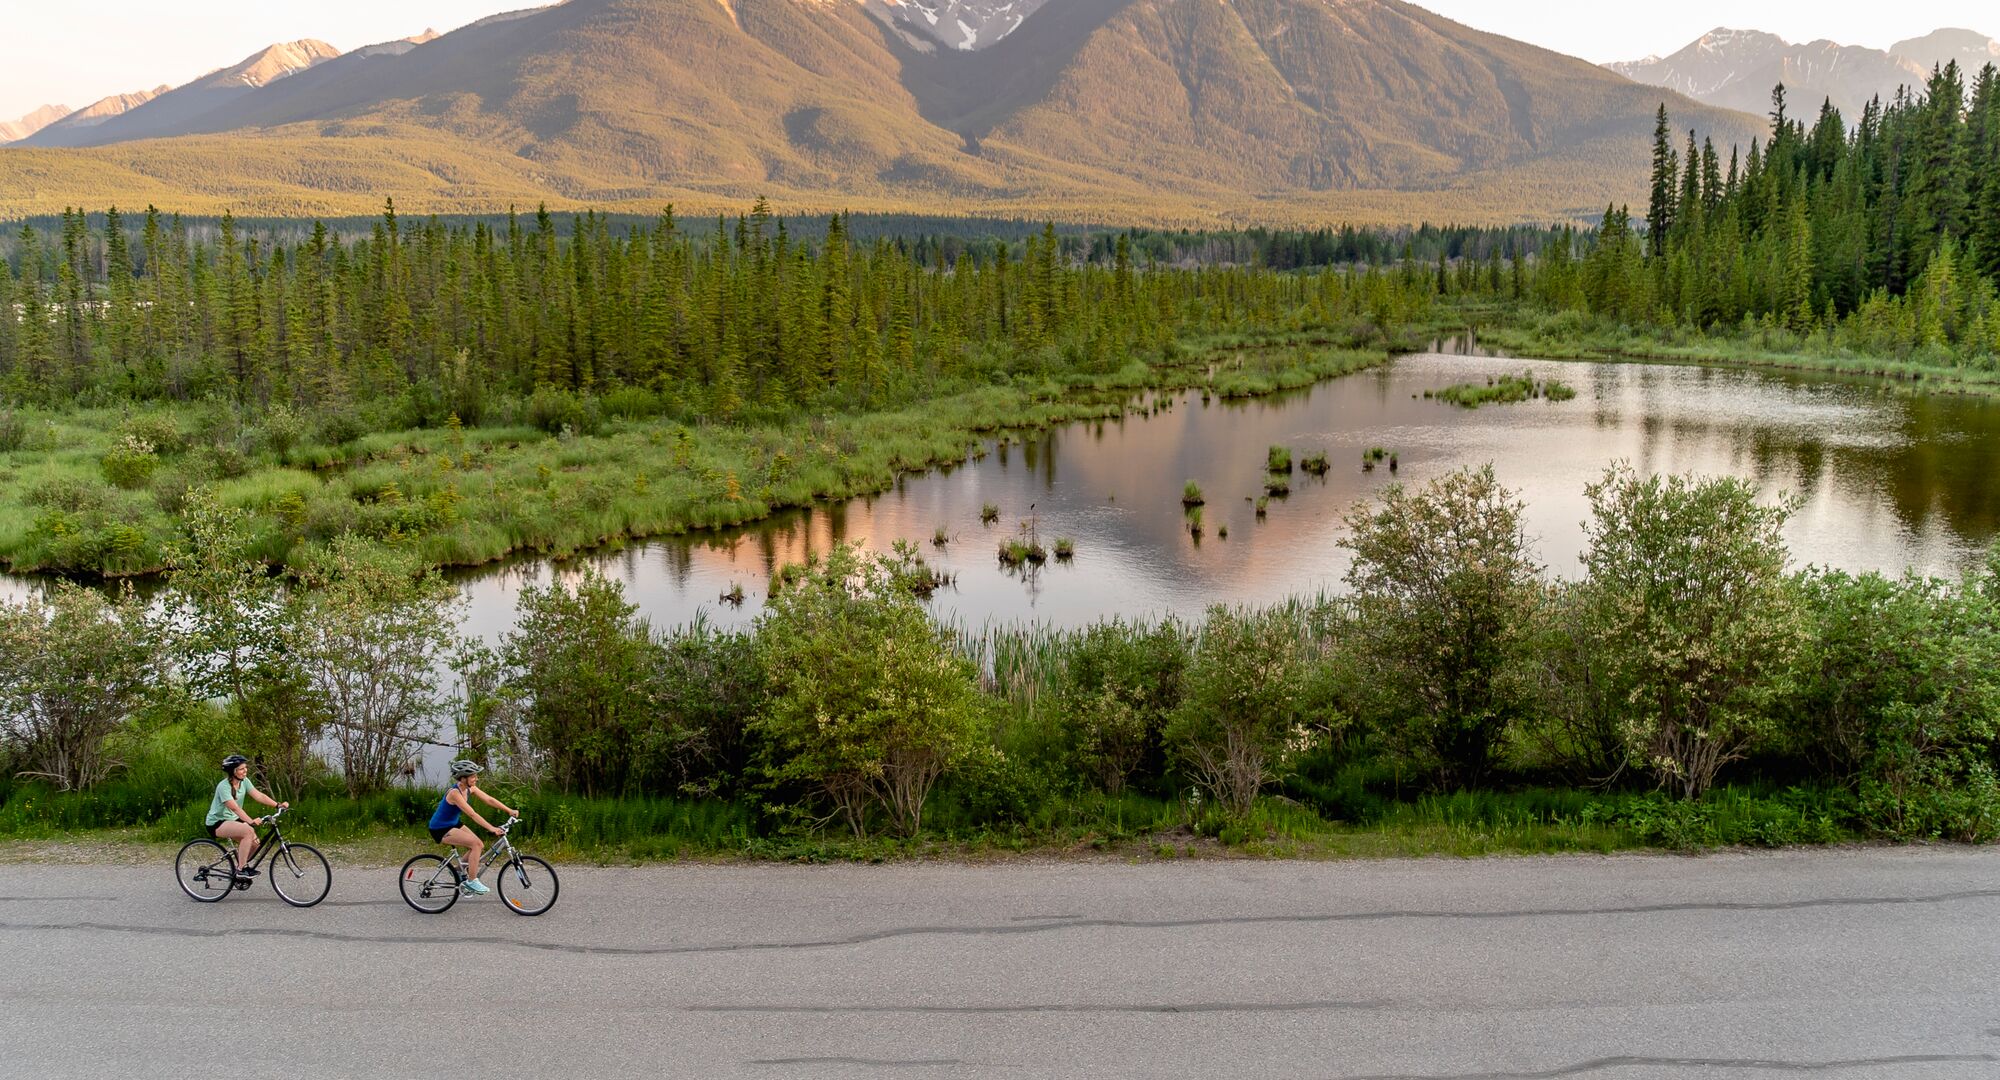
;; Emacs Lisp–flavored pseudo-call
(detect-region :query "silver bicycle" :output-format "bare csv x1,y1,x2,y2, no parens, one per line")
397,816,559,916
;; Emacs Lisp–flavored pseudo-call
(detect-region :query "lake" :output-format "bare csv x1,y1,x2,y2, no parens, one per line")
453,343,2000,639
7,345,1999,635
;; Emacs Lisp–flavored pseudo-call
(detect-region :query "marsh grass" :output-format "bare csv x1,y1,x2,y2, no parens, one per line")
1,334,1397,578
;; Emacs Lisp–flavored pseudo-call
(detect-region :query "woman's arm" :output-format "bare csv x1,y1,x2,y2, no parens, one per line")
473,787,518,818
449,788,500,834
223,798,256,825
251,789,288,810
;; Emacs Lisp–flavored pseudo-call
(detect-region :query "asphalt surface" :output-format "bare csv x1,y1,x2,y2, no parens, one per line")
2,848,1998,1079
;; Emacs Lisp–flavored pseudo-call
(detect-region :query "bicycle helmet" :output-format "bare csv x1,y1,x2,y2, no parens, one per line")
449,759,484,780
221,754,249,774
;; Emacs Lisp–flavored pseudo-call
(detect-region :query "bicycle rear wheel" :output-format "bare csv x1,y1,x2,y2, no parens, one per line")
270,842,332,908
175,839,236,903
497,856,559,916
399,854,460,914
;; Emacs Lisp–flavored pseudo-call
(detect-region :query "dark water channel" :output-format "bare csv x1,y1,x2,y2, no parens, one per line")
455,347,2000,638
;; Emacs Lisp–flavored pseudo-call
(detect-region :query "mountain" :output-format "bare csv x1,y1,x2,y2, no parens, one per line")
1609,27,1999,120
348,29,443,61
0,103,69,144
27,87,170,141
877,0,1049,51
0,0,1761,225
25,39,341,148
1891,28,2000,73
1608,28,1929,118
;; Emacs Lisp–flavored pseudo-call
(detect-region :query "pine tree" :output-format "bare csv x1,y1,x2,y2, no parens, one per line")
1648,105,1678,258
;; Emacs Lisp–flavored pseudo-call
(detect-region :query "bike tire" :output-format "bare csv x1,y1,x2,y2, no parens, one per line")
497,855,559,916
175,839,236,903
269,842,332,908
398,854,461,914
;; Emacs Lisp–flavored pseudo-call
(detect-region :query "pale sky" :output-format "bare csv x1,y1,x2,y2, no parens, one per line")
3,2,1996,121
0,2,519,120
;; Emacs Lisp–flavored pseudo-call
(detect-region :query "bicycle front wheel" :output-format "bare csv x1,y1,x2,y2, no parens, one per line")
399,854,461,914
175,839,236,903
497,856,559,916
270,842,332,908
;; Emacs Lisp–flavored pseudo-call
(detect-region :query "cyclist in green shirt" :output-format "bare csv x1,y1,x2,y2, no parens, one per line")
207,754,287,877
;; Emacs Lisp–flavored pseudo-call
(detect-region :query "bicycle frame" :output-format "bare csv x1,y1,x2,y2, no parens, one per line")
194,807,306,888
414,825,526,891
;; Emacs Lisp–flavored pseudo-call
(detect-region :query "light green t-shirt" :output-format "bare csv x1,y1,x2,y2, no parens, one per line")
206,778,258,827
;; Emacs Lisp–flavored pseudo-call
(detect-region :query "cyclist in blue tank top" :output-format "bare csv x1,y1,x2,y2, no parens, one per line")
429,760,517,895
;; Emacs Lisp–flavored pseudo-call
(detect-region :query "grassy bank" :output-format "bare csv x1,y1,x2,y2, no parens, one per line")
1459,304,2000,395
0,772,1863,866
0,725,1863,865
0,331,1392,578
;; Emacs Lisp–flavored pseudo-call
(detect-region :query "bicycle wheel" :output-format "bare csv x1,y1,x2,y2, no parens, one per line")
497,855,559,916
398,854,461,914
175,839,236,903
269,842,332,908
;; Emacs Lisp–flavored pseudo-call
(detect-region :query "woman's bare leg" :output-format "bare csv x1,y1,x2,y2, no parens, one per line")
215,821,257,870
443,826,483,878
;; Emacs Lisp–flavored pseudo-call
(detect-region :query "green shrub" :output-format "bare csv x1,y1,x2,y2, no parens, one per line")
1343,466,1539,786
602,386,668,420
258,404,308,459
119,413,186,455
1053,620,1189,793
0,409,27,453
313,409,366,447
502,568,663,796
1167,606,1312,817
752,544,989,836
525,388,603,437
1577,467,1801,799
101,435,159,489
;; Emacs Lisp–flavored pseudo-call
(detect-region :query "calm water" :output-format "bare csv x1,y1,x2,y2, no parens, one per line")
9,348,2000,638
453,348,2000,638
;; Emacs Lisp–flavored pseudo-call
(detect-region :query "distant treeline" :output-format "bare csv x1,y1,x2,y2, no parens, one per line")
0,199,1461,420
0,208,1566,272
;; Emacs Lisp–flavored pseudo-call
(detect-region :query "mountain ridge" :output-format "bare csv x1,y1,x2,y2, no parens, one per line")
1609,25,1997,119
0,103,70,144
0,0,1761,225
24,39,341,148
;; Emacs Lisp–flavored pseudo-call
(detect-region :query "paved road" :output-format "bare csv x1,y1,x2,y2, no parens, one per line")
2,849,1999,1079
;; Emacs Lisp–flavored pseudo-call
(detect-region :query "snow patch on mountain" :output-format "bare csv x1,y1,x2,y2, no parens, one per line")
882,0,1049,50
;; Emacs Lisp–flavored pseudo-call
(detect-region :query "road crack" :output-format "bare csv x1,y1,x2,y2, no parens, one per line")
1337,1054,2000,1078
748,1057,964,1067
3,888,1996,957
702,999,1389,1014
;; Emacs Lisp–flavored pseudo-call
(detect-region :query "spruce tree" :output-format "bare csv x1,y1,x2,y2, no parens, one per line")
1648,105,1677,259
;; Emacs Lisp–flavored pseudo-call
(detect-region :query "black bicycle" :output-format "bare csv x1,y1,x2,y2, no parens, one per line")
175,806,332,908
399,816,558,916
